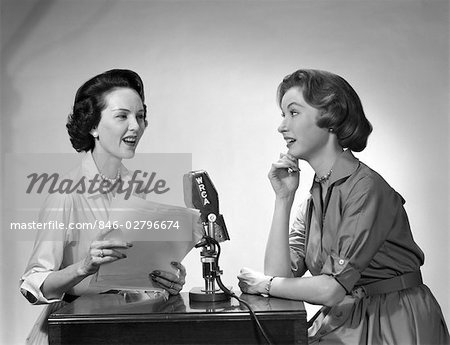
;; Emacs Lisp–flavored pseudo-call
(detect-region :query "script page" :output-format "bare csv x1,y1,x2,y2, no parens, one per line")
90,196,203,290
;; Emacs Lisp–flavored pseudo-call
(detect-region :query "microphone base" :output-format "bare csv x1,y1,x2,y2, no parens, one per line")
189,287,231,302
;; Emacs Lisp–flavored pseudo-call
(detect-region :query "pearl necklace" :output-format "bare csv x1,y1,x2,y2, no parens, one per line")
314,169,333,183
99,170,121,185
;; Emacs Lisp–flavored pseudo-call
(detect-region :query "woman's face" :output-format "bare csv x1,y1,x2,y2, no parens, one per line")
278,87,329,161
92,87,146,160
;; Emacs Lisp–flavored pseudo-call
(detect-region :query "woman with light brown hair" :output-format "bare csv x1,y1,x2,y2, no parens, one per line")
238,69,449,344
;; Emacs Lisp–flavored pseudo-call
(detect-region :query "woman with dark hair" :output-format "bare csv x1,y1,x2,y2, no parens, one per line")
238,69,449,344
20,69,186,344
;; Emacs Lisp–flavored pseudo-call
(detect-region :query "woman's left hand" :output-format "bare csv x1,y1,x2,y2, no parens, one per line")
150,261,186,295
237,267,271,295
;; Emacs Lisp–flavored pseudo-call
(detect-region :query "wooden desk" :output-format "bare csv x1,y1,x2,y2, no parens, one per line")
48,291,307,345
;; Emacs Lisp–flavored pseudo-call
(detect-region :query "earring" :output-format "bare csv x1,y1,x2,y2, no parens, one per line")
328,128,334,133
92,131,99,138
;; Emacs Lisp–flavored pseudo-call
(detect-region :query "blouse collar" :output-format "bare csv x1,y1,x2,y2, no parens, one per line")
310,149,360,192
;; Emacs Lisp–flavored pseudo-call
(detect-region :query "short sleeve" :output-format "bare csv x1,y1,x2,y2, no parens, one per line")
321,175,400,292
19,193,73,304
289,199,309,277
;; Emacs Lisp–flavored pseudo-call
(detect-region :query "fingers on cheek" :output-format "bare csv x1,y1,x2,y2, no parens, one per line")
281,154,298,167
282,157,294,166
286,152,297,160
273,161,289,169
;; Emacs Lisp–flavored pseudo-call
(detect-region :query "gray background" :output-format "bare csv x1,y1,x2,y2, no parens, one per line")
1,0,449,343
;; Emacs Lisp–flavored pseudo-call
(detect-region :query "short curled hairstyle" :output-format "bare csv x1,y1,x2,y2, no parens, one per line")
66,69,147,152
277,69,372,152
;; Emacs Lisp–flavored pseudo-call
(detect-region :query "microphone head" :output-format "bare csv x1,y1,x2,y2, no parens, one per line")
183,170,219,219
183,170,229,242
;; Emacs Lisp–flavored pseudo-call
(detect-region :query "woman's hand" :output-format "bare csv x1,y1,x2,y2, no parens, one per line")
237,267,271,295
78,238,132,277
150,261,186,295
268,153,300,199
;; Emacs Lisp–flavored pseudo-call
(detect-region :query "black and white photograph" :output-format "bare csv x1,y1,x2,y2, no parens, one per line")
1,0,449,344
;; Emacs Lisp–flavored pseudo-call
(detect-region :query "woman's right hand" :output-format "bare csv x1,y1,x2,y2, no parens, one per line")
268,153,300,198
78,237,132,277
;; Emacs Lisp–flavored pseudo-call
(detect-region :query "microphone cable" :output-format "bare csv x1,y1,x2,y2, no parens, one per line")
204,236,274,345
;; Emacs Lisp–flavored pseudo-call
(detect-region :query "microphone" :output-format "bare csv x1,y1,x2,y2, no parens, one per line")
183,170,231,302
183,170,229,242
183,170,271,341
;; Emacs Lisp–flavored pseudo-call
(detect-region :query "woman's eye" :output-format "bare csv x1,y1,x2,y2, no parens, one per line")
137,114,145,120
290,111,299,117
116,113,127,119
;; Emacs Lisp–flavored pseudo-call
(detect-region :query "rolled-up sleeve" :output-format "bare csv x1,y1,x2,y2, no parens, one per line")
19,194,72,304
321,175,400,292
20,260,63,304
289,199,309,277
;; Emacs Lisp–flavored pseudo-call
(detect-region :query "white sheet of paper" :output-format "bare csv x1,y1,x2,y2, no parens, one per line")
90,196,204,290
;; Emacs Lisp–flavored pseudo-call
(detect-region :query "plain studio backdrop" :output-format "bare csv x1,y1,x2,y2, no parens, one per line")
1,0,449,343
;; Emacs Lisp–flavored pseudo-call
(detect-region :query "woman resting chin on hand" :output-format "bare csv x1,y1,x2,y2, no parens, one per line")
238,69,449,344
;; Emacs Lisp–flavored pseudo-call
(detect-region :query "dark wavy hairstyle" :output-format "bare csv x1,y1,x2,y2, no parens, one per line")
277,69,372,152
66,69,147,152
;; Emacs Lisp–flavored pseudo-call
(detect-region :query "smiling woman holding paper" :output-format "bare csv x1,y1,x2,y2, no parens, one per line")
20,69,187,344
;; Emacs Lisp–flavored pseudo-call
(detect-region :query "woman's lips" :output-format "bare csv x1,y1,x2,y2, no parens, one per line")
122,136,137,146
284,137,296,147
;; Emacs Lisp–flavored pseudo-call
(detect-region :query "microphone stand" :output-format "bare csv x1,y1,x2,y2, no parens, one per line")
189,213,230,302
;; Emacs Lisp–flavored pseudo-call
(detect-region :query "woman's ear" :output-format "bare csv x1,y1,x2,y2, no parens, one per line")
90,128,99,138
